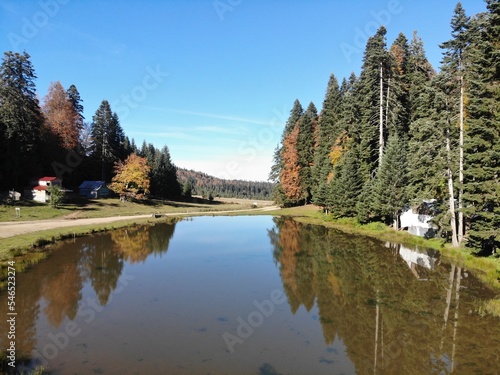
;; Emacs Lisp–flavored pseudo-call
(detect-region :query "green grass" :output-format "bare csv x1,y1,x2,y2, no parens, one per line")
0,200,74,221
0,197,253,222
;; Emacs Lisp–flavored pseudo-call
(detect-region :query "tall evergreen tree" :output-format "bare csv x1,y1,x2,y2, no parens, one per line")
440,2,471,243
463,0,500,254
0,51,43,190
356,26,389,179
149,145,181,198
372,135,408,229
66,84,84,127
434,71,460,247
327,147,363,218
387,33,410,139
407,31,435,124
312,74,343,205
273,100,304,206
283,99,304,137
268,144,282,184
90,100,125,181
297,102,318,203
407,32,440,202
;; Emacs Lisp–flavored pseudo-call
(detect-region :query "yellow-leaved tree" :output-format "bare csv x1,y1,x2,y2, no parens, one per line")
109,153,151,200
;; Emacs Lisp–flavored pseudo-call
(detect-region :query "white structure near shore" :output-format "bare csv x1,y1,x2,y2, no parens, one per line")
400,200,437,238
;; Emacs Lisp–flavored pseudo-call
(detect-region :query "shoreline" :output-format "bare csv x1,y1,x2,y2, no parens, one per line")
1,203,499,316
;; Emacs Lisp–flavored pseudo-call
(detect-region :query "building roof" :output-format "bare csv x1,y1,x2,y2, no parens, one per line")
39,177,60,182
79,181,106,189
33,185,47,191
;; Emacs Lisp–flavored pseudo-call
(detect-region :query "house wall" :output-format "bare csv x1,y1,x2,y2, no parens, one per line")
400,211,436,238
33,190,48,203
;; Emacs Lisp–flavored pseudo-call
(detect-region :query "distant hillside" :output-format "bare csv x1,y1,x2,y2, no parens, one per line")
177,168,275,200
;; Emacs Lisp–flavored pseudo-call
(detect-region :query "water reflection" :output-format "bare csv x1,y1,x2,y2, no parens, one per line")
0,221,176,364
269,217,500,374
0,216,499,374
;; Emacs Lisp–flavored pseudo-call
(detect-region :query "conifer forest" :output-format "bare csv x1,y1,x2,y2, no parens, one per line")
270,1,499,254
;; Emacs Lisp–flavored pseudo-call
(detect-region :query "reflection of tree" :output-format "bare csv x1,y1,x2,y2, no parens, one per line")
0,221,178,362
81,236,124,306
111,221,176,263
269,217,500,374
111,227,151,263
42,263,82,326
146,221,176,256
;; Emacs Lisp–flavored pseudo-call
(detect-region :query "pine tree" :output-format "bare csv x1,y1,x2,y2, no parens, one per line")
327,147,363,218
356,26,389,179
312,74,343,204
297,102,317,203
182,180,192,198
407,31,435,124
283,99,304,137
273,100,304,206
90,100,125,181
66,84,84,130
441,2,471,243
434,71,460,246
387,33,410,139
0,51,43,190
463,0,500,254
268,144,282,184
372,135,408,229
151,145,181,198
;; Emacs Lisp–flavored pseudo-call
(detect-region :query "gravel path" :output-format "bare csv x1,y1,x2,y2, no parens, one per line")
0,206,279,239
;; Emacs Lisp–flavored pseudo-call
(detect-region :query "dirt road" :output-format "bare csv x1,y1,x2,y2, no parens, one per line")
0,206,279,239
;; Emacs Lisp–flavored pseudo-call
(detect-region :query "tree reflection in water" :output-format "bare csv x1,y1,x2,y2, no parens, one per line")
0,220,177,362
269,217,500,374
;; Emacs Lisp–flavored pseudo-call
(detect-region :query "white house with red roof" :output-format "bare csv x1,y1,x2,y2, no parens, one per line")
30,177,63,203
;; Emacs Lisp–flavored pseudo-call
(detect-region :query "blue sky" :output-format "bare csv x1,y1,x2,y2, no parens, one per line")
0,0,486,181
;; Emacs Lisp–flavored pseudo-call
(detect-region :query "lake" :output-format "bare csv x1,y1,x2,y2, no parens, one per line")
1,216,499,374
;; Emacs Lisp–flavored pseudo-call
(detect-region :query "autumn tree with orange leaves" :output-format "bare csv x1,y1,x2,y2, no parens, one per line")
42,81,81,150
109,153,151,200
280,123,302,205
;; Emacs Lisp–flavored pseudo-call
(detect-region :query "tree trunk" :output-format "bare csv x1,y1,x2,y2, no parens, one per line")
446,124,459,247
385,77,391,129
458,68,464,243
393,211,399,230
379,62,384,167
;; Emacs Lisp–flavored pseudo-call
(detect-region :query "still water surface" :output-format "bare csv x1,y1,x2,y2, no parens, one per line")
1,216,499,374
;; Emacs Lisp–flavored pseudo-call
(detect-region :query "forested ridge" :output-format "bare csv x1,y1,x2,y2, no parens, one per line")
177,168,274,200
270,1,499,254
